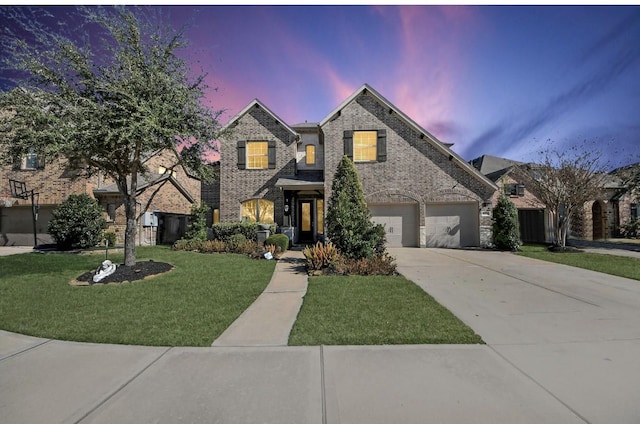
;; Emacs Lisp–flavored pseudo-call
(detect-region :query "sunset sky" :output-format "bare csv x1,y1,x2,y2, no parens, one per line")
2,5,639,168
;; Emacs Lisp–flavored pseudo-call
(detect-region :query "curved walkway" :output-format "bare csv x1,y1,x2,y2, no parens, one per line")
2,246,640,423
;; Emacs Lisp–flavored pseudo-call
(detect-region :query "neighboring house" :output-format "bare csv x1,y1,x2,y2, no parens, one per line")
576,168,637,240
207,84,497,248
470,154,551,244
0,148,201,246
470,154,639,242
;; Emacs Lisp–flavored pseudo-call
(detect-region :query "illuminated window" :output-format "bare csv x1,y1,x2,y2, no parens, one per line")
241,199,274,223
301,202,311,231
158,166,176,177
305,145,316,165
213,209,220,224
316,199,324,234
353,131,377,162
247,141,269,169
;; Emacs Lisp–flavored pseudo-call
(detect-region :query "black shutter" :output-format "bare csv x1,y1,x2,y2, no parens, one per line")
343,130,353,159
237,140,246,169
268,140,276,169
377,129,387,162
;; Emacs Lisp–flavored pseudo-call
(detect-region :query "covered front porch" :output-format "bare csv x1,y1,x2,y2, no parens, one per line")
276,174,324,246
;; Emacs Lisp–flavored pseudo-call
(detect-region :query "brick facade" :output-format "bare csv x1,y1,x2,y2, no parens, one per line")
0,149,200,246
219,102,297,226
211,85,498,248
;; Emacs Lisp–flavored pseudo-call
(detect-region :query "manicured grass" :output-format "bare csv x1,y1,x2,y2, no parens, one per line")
518,244,640,281
289,275,483,345
0,247,275,346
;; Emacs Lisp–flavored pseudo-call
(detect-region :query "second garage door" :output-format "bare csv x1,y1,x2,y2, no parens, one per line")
425,203,479,248
369,203,419,247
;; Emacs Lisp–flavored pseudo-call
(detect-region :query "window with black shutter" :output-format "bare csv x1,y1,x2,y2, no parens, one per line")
343,130,386,162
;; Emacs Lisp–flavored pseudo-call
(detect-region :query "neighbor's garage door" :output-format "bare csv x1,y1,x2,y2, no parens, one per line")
425,203,479,248
0,205,55,246
369,203,419,247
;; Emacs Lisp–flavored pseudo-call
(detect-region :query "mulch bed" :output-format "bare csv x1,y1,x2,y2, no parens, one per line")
73,260,174,286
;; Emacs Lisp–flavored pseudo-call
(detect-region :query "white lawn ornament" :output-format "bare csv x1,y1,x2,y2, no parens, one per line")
93,260,117,283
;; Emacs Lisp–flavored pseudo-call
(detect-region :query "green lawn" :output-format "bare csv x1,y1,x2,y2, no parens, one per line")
0,246,275,346
518,244,640,281
289,275,483,345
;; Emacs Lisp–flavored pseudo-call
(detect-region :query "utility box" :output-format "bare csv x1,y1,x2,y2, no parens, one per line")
142,211,158,227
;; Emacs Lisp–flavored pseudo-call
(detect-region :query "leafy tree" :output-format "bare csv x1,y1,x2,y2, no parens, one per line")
48,194,106,249
326,155,385,259
517,142,609,248
0,7,221,265
183,202,210,242
492,192,521,251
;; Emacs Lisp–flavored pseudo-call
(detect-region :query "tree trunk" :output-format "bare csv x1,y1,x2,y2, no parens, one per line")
121,172,138,267
123,192,137,266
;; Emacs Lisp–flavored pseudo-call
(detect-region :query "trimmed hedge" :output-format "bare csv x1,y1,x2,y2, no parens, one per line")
210,222,277,242
264,233,289,252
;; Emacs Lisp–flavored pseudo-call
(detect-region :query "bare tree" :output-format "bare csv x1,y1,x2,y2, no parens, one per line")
0,7,222,265
517,143,609,248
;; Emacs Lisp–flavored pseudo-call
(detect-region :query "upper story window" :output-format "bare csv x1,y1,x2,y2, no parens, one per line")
631,203,638,219
158,166,176,177
20,148,43,170
247,141,268,169
504,183,525,197
237,140,276,170
305,145,316,165
353,131,377,162
343,130,386,163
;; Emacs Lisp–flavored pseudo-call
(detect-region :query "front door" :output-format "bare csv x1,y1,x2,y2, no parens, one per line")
298,200,315,243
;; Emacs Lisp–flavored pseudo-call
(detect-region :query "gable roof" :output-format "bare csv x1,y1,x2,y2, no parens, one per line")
221,99,298,137
320,84,497,191
470,154,523,176
93,173,196,203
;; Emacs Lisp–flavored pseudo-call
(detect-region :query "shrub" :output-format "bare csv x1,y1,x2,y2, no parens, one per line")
492,193,521,251
264,234,289,252
210,222,277,242
329,253,398,276
303,242,341,271
172,239,205,251
207,239,227,253
183,202,210,242
47,194,106,249
103,231,117,247
326,156,386,259
226,234,248,251
621,218,640,238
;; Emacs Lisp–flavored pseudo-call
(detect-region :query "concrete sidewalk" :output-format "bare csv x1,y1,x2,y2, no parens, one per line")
1,332,584,424
212,250,308,347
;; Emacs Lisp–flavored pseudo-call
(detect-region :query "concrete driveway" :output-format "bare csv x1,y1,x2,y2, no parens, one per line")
391,247,640,424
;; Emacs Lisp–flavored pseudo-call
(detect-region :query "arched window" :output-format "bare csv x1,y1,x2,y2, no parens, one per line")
305,144,316,165
241,199,274,223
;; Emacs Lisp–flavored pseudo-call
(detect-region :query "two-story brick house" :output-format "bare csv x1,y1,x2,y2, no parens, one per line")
211,84,497,248
0,148,201,246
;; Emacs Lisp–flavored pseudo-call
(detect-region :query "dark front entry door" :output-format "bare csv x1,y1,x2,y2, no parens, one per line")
298,200,315,243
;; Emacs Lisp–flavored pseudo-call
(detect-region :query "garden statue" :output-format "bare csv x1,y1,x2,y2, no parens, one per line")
93,260,117,283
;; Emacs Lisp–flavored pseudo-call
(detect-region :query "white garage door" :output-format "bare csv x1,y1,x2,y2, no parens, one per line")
425,203,479,248
369,203,419,247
